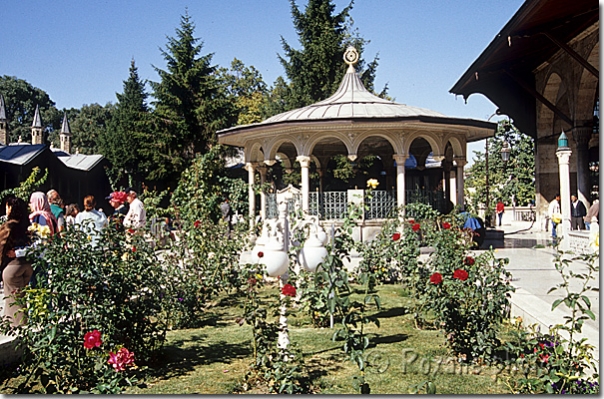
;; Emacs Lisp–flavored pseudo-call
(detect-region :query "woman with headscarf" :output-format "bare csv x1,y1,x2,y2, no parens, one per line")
29,191,58,236
1,196,33,326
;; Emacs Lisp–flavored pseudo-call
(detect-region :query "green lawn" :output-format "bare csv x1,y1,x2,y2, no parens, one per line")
124,284,511,394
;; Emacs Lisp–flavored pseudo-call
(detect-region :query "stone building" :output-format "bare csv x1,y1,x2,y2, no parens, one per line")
450,0,599,227
0,95,111,210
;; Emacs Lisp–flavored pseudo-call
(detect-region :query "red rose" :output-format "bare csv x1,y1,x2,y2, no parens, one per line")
442,222,451,230
464,256,475,266
412,223,421,232
83,329,102,350
257,251,264,258
408,219,415,224
429,272,443,285
127,228,135,234
392,232,401,241
194,220,201,229
108,347,135,372
132,246,137,252
453,269,469,281
281,283,296,297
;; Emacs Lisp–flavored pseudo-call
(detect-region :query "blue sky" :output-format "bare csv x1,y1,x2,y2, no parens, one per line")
2,0,524,160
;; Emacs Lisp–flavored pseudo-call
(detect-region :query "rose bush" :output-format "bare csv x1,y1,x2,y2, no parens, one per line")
397,204,514,362
0,225,168,393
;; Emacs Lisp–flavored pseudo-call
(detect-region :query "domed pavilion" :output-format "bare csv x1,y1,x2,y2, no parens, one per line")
218,47,495,227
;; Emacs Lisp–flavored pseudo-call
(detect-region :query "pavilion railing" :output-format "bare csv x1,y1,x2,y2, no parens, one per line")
309,191,348,220
265,189,445,221
365,190,397,220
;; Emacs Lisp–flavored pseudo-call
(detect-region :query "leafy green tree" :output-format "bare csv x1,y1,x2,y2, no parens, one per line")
61,103,114,155
465,121,535,213
149,11,236,184
218,58,268,125
274,0,383,111
98,59,150,188
0,75,61,143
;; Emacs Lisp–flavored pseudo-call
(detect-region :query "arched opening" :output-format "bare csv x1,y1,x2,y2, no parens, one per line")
406,137,446,211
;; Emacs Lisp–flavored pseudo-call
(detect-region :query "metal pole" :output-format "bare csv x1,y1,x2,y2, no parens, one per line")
485,138,490,226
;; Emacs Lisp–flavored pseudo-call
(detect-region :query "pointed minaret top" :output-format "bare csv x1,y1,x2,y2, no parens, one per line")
61,113,71,135
0,95,6,121
32,105,43,128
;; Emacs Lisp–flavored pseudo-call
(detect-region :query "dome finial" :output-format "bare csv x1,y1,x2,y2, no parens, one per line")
343,46,359,67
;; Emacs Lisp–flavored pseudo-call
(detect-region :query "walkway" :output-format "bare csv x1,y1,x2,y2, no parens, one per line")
483,221,599,371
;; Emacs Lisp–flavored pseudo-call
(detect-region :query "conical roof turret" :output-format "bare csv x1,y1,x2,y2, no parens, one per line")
261,46,446,124
61,113,72,135
0,95,6,121
32,105,43,127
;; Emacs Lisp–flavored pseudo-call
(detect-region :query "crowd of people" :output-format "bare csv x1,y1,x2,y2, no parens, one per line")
547,193,599,240
0,187,146,327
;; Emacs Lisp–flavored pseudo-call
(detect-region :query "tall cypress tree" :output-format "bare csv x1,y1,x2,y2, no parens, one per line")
98,59,150,188
276,0,382,111
149,10,235,172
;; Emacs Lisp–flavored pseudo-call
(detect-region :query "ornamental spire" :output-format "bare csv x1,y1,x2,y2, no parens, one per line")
343,46,359,72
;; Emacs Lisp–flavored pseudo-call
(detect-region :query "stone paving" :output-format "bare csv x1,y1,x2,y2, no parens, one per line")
483,221,599,372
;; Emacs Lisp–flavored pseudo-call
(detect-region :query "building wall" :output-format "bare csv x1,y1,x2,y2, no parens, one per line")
533,24,599,224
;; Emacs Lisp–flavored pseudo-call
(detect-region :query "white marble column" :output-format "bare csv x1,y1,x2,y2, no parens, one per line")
556,147,572,250
393,154,407,213
454,157,467,208
449,171,457,206
296,155,311,213
258,165,267,221
245,162,256,229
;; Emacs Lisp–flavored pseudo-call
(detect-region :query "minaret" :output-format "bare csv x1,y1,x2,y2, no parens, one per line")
0,94,7,145
31,105,43,145
60,113,72,153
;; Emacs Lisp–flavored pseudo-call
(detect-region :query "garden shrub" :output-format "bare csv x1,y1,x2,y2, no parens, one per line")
0,223,170,393
406,214,514,362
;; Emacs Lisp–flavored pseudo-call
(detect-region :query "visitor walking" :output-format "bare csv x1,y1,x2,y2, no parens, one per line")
548,194,561,240
65,203,79,228
75,195,108,247
46,189,65,233
570,194,587,230
123,188,146,230
496,199,505,227
220,197,233,238
106,191,129,224
1,196,33,327
584,198,599,230
29,191,58,236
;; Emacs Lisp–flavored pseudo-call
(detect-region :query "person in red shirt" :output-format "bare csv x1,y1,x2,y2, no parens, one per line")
496,200,505,227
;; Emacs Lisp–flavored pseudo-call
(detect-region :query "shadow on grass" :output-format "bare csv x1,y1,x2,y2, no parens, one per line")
146,335,253,380
305,352,347,382
369,333,409,348
372,306,408,319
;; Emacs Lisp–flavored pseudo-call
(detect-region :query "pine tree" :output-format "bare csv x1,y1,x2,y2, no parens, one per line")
275,0,383,111
98,59,150,188
149,10,235,172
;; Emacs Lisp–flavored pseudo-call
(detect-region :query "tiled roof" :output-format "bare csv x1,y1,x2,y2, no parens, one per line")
263,65,446,123
0,144,46,165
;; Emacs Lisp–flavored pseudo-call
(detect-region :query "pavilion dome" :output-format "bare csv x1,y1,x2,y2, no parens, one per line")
262,64,446,124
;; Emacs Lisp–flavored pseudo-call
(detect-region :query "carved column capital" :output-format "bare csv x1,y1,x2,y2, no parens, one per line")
296,155,312,168
572,126,592,146
392,154,407,166
453,157,467,168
